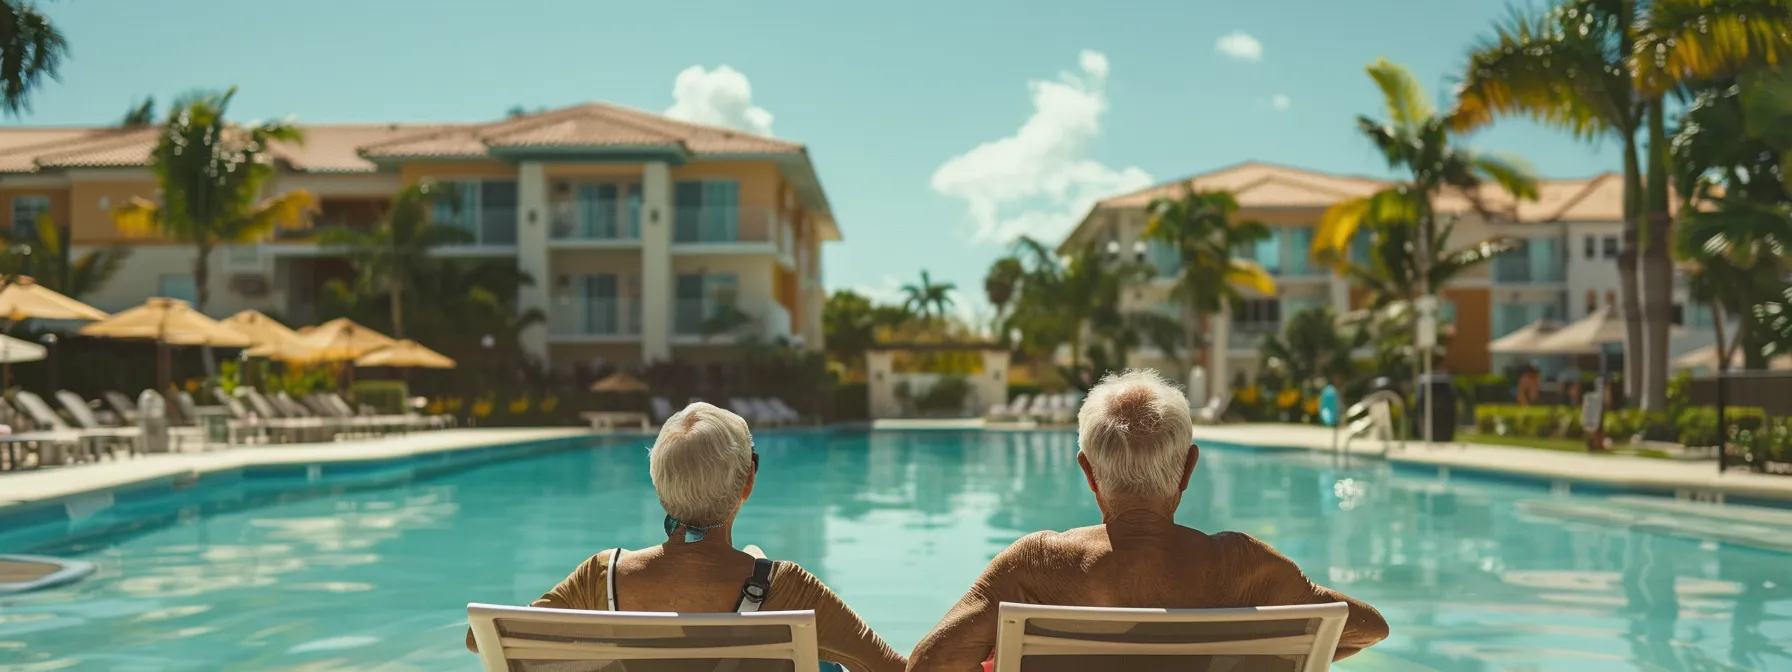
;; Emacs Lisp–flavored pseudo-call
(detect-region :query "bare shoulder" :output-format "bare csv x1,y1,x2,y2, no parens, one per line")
1211,531,1291,560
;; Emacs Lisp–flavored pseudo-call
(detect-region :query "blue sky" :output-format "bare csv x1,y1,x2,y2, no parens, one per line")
8,0,1621,319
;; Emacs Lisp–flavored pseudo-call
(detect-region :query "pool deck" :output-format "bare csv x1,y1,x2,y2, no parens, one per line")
1191,423,1792,504
0,428,590,513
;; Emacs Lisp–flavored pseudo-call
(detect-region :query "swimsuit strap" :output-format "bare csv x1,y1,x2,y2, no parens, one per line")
606,548,622,611
735,558,774,613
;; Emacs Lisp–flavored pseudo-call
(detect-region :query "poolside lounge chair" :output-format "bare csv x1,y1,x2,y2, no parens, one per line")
236,388,331,443
651,396,675,424
54,391,142,456
103,391,140,425
728,397,762,424
1194,395,1229,425
745,398,786,426
466,603,821,672
213,389,275,444
764,397,802,424
990,601,1349,672
14,391,120,461
988,393,1031,421
1025,395,1053,422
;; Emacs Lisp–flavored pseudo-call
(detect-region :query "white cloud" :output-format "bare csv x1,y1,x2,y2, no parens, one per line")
1270,94,1291,111
1215,31,1263,62
930,50,1153,243
664,65,775,136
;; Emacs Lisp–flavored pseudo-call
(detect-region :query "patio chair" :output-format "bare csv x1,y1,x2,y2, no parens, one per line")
651,397,676,424
988,393,1031,421
236,388,331,443
989,601,1350,672
1194,395,1230,425
0,397,83,467
103,390,140,425
54,390,142,456
728,397,762,424
766,397,802,424
748,398,791,426
1025,395,1053,423
14,391,118,462
466,603,821,672
213,389,275,444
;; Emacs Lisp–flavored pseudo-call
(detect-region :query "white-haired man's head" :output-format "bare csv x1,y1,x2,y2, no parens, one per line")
649,402,756,525
1076,370,1196,500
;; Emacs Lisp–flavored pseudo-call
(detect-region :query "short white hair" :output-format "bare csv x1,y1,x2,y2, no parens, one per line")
649,402,755,525
1076,370,1194,499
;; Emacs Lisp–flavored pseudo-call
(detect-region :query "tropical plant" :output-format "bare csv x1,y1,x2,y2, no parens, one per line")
984,256,1025,324
318,180,470,338
119,96,155,127
1316,59,1538,433
1143,188,1278,365
1344,218,1518,313
319,257,544,372
1003,236,1181,392
1453,0,1792,411
0,213,131,300
823,290,914,370
113,88,317,318
0,0,66,117
1672,68,1792,370
1259,307,1359,388
900,270,956,320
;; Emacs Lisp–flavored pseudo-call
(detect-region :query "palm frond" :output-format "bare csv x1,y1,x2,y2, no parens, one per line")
1635,0,1792,96
0,0,68,116
1366,58,1436,135
1451,3,1626,138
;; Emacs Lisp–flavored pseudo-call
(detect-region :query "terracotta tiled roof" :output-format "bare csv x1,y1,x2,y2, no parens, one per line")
0,101,805,173
1097,162,1389,209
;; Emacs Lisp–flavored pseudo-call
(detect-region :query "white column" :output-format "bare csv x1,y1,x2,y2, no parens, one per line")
980,350,1010,415
867,351,896,419
515,162,550,365
1211,304,1232,402
640,162,673,363
1329,275,1351,314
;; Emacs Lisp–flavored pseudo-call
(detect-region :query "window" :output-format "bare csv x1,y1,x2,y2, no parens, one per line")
1585,290,1598,315
1283,296,1325,318
1145,239,1180,277
158,275,198,305
1235,298,1281,332
1284,228,1315,275
674,272,741,334
10,195,49,241
1439,299,1457,323
431,180,518,245
1671,303,1685,326
1349,234,1372,266
1584,235,1596,259
1602,235,1619,259
674,180,741,243
1253,230,1282,274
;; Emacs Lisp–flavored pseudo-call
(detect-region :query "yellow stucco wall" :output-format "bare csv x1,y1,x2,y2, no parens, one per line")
68,181,162,244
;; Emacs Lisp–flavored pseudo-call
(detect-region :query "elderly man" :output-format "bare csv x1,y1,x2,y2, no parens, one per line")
907,370,1389,670
467,402,905,672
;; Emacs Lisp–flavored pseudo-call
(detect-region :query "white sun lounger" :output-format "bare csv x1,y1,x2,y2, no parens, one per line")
988,393,1031,420
991,601,1350,672
747,398,786,426
14,390,121,460
651,396,676,424
767,398,802,424
467,603,821,672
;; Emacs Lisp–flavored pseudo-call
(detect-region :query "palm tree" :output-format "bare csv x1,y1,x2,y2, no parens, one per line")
1,0,67,117
900,270,956,321
1260,307,1358,388
113,88,317,317
1004,236,1178,390
1143,188,1278,394
318,180,470,338
984,256,1024,317
120,96,155,127
0,213,130,300
1453,0,1792,410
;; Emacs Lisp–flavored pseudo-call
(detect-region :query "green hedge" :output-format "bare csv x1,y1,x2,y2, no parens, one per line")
1474,404,1767,446
350,380,409,414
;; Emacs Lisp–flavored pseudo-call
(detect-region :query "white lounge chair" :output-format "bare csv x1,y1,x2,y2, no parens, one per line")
15,390,119,461
1194,395,1229,425
988,393,1031,420
991,601,1350,672
103,390,140,424
767,398,802,424
728,397,762,424
747,398,786,426
466,603,821,672
1025,395,1052,422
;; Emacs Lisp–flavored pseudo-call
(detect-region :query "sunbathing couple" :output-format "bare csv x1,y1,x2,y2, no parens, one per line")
467,370,1388,671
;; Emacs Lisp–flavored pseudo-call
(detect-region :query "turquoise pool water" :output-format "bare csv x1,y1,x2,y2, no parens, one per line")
2,430,1790,671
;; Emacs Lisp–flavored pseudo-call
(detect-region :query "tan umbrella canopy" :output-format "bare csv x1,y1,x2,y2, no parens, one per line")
1672,345,1792,371
78,298,253,394
0,276,109,322
223,310,307,348
292,318,396,362
1489,319,1562,354
591,372,649,392
356,340,455,369
1532,307,1627,355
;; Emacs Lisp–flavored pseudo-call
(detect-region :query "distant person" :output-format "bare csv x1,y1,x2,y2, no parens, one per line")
467,402,904,672
907,370,1389,670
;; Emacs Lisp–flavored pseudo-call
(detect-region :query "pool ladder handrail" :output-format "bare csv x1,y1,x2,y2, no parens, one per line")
1332,391,1407,461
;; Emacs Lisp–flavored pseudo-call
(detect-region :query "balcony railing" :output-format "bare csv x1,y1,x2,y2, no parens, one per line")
549,197,642,242
673,298,791,341
1492,241,1565,284
548,296,642,337
673,205,780,245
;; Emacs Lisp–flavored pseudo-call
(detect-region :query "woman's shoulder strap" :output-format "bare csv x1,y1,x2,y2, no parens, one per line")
736,557,775,613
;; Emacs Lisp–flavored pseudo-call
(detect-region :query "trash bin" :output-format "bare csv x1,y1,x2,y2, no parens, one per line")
136,390,169,454
1411,373,1455,442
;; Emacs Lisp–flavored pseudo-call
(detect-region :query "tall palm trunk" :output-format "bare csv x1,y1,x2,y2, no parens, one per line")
194,242,217,377
1711,302,1730,373
390,284,405,338
1639,100,1674,412
1617,134,1645,402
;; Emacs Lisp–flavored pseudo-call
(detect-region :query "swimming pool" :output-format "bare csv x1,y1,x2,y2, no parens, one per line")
2,429,1789,671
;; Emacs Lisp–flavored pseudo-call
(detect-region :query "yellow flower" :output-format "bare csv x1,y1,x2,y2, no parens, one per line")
1237,386,1260,405
1303,397,1319,415
185,379,201,393
508,396,530,415
540,395,559,413
471,399,494,417
1276,389,1300,409
444,397,464,412
426,400,444,415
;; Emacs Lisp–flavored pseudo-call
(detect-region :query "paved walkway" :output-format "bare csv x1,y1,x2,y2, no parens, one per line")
1191,423,1792,503
0,428,588,512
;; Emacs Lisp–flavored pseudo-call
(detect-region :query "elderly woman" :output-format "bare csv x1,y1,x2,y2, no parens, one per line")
907,370,1389,670
466,402,905,672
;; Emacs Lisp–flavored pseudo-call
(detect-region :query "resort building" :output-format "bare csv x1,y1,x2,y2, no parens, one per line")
1060,162,1716,396
0,102,835,369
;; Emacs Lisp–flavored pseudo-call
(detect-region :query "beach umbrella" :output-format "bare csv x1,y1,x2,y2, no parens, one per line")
355,340,455,369
591,372,649,392
0,276,107,388
223,310,307,348
79,297,252,394
1532,307,1626,355
1488,319,1562,354
294,318,396,361
1672,345,1792,372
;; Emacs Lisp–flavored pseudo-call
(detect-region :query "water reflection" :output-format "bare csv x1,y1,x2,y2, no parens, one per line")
2,432,1790,670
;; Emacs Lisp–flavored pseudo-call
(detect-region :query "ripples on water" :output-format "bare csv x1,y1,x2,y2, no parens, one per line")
1,430,1789,671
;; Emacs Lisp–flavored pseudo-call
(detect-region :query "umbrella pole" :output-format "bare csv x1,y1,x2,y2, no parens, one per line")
1,318,12,392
